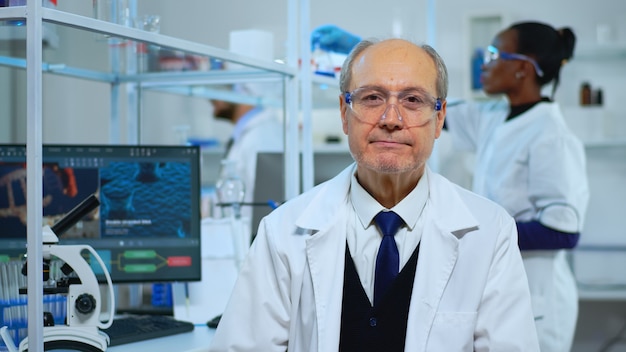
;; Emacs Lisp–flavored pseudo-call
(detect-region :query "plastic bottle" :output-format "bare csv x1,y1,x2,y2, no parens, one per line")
471,48,484,90
594,88,603,106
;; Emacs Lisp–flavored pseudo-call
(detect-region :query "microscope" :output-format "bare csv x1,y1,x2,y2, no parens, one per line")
0,194,116,352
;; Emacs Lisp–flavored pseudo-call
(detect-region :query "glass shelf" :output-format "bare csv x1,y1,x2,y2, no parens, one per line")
40,7,294,75
0,6,295,105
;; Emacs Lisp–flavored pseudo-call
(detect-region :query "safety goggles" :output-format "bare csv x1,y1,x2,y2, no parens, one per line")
344,86,442,128
484,45,544,77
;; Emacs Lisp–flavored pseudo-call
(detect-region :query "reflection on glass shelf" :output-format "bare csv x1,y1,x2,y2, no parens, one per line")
0,21,59,48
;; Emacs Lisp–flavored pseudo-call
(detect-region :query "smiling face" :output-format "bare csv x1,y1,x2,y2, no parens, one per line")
340,39,445,181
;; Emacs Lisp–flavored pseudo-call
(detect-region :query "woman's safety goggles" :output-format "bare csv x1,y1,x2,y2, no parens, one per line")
484,45,544,77
344,87,442,128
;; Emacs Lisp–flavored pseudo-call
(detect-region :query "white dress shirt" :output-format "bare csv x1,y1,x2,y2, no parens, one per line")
346,170,429,303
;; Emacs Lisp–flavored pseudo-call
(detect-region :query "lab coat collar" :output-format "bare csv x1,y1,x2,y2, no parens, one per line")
294,162,355,232
295,163,479,237
502,100,563,128
231,106,264,142
350,168,429,231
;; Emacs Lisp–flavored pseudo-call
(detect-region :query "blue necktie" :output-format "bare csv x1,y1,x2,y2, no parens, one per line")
373,211,403,306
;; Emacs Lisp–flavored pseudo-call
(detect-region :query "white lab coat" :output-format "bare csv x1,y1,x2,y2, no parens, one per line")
223,108,284,220
445,98,589,351
209,164,540,352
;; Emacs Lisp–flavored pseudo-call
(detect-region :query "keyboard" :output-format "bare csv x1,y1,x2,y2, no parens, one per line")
102,314,195,346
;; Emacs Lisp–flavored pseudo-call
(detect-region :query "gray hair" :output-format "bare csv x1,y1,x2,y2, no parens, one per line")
339,38,448,100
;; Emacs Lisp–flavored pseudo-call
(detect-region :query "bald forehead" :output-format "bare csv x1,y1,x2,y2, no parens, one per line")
350,39,437,93
369,39,422,55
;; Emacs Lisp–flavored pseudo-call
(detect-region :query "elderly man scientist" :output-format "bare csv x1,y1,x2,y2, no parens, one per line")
209,37,539,351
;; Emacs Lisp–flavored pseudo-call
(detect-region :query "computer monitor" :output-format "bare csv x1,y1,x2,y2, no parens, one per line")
0,144,202,283
251,150,354,236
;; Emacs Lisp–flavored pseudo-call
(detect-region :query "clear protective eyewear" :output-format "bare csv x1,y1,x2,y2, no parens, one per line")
344,86,442,128
484,45,544,77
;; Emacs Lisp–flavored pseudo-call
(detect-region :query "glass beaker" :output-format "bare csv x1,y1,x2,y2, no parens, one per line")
215,160,245,219
93,0,131,26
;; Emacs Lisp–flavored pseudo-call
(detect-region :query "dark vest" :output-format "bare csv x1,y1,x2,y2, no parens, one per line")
339,242,420,352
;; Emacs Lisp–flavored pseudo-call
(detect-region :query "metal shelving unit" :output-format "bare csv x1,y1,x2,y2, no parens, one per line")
0,3,304,350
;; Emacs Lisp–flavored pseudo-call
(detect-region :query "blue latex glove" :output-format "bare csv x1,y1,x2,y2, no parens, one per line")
311,24,361,55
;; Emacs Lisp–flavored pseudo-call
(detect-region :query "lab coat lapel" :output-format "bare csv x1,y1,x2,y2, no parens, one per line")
297,164,355,352
405,169,480,351
304,221,348,352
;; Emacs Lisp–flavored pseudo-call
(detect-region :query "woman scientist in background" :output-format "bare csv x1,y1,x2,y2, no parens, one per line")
444,21,589,351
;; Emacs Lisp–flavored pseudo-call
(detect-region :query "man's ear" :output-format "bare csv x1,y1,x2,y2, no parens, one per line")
434,100,447,139
339,94,349,135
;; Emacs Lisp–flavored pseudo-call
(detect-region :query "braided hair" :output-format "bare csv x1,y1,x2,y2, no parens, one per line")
509,22,576,99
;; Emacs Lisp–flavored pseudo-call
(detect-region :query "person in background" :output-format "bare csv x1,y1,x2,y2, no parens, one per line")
310,24,361,55
209,38,539,351
444,21,589,351
210,82,284,221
